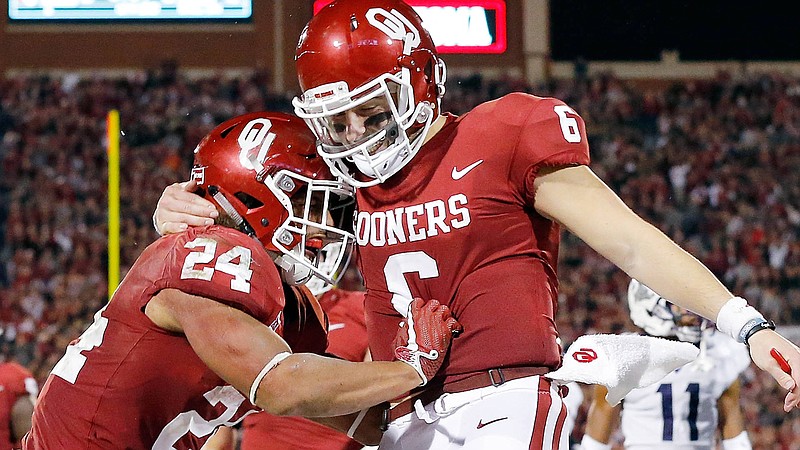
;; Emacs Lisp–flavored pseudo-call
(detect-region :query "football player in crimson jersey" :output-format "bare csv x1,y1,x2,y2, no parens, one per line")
154,1,800,448
24,112,460,450
239,285,370,450
205,248,371,450
0,354,38,450
581,280,752,450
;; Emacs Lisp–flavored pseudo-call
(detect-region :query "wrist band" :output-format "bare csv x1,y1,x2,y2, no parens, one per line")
346,408,369,438
743,320,776,348
580,435,612,450
249,352,291,405
722,430,752,450
715,297,765,343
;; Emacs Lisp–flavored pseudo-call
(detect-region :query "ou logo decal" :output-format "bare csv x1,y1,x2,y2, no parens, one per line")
237,118,276,173
572,348,598,363
366,8,421,49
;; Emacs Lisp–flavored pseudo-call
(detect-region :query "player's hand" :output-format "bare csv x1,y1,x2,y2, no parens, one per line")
747,329,800,412
393,298,462,386
153,180,218,235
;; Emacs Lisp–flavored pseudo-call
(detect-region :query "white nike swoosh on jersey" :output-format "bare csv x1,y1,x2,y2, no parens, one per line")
329,323,346,331
451,159,484,180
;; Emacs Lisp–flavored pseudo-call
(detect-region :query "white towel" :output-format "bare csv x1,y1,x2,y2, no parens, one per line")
545,334,699,405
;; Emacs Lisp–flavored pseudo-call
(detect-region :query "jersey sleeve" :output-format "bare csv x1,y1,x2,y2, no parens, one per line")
507,95,591,204
146,226,286,325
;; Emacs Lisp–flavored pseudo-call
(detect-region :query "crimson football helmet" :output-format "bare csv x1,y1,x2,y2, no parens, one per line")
627,279,708,344
293,0,447,187
191,112,355,286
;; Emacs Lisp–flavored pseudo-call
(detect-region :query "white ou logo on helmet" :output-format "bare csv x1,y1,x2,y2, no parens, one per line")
238,118,276,173
366,8,421,49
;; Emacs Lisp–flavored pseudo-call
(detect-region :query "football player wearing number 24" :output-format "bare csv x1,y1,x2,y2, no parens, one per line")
155,1,800,448
23,112,461,450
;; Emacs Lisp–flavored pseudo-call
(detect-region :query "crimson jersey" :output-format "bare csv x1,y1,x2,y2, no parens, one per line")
356,94,590,383
0,362,37,449
241,289,367,450
25,226,285,450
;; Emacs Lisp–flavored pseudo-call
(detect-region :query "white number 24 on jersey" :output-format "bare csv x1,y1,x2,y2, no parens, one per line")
52,237,253,385
181,237,254,293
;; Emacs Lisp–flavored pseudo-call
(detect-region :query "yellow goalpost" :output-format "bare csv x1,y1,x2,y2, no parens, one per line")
107,110,120,299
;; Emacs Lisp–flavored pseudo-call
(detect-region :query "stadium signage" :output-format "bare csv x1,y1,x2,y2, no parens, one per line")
313,0,507,54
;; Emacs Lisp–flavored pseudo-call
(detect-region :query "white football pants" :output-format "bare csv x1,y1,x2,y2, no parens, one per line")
379,376,569,450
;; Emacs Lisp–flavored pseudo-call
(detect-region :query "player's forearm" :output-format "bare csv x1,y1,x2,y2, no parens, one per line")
310,403,386,445
601,217,733,320
536,166,733,320
256,353,419,417
583,403,615,443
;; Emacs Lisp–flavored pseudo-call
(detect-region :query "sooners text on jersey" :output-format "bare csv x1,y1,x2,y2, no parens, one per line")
356,93,590,384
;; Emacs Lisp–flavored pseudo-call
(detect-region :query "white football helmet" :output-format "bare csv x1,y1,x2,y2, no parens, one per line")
627,279,707,344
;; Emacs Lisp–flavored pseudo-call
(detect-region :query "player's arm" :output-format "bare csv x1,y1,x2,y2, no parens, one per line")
308,403,387,445
580,385,618,450
10,395,34,442
153,180,217,235
201,426,236,450
146,289,457,419
717,379,752,449
533,164,800,411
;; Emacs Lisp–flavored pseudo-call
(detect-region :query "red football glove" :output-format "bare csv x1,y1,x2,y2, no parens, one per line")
393,298,462,386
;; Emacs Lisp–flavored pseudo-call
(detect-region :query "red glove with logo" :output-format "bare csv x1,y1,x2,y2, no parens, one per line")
393,298,462,386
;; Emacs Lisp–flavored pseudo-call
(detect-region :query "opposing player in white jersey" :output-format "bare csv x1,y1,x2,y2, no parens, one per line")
581,280,752,450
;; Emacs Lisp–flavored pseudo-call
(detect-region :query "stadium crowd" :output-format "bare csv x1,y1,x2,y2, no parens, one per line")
0,65,799,448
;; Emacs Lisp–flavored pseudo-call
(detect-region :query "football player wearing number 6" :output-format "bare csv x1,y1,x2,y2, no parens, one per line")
23,112,461,450
154,1,800,448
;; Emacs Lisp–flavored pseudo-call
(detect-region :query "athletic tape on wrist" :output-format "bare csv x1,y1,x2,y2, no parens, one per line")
580,435,612,450
715,297,765,343
722,431,752,450
249,352,291,405
346,408,369,438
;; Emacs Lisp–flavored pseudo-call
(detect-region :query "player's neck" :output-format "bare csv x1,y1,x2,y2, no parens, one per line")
422,115,447,145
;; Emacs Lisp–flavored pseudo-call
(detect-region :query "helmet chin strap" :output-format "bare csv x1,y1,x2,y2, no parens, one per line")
209,186,243,226
273,253,313,286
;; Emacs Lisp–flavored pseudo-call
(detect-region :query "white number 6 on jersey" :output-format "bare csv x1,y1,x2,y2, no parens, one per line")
554,105,582,143
384,251,439,315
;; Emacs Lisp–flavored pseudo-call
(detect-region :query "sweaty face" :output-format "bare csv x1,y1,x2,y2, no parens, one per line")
323,97,395,157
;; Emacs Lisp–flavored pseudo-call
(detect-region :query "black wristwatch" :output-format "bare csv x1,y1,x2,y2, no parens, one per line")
743,319,776,347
